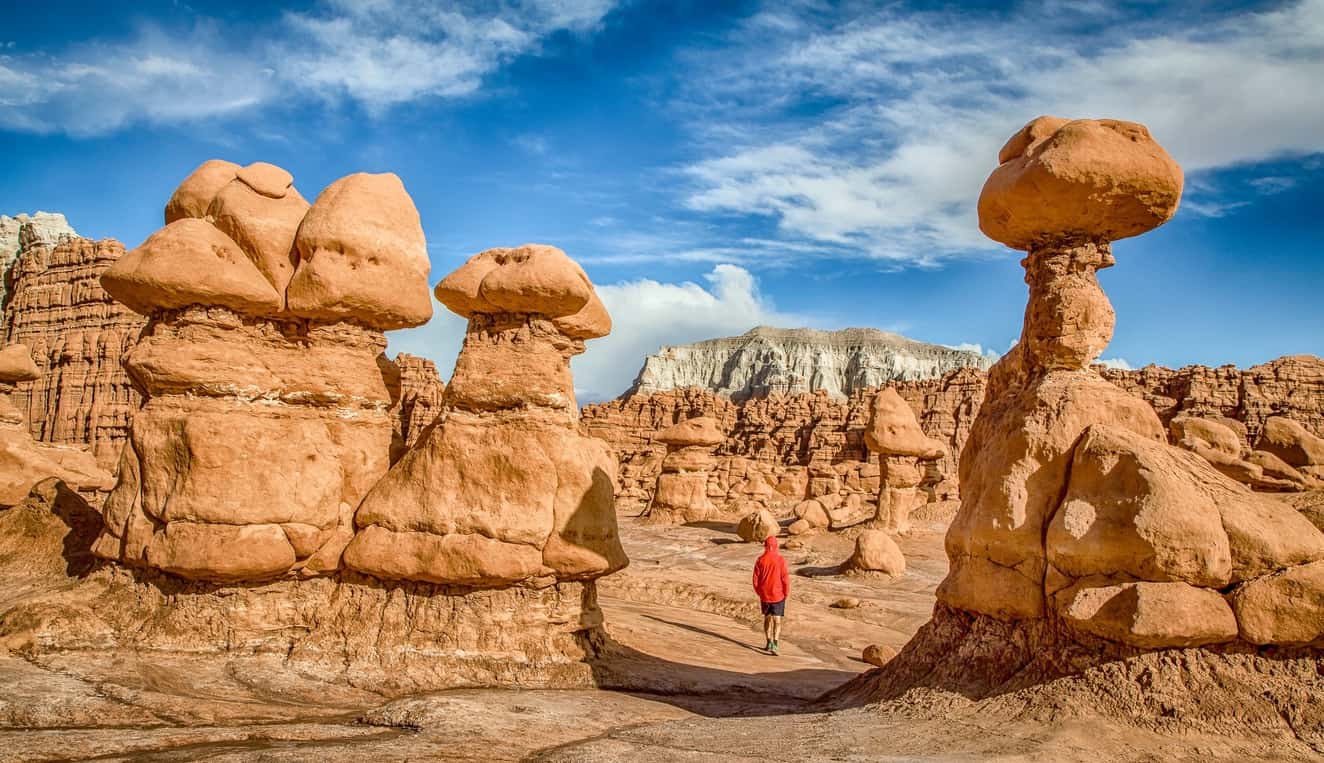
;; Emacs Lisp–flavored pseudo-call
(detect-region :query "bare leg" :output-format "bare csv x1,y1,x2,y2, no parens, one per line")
771,616,783,643
763,614,774,645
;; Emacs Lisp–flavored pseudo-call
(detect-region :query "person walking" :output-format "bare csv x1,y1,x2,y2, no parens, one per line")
752,534,790,655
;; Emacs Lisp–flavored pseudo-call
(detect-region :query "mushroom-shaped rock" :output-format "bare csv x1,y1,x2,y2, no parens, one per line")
437,245,592,318
100,218,284,317
845,529,905,576
0,345,40,383
864,388,945,459
164,159,240,223
978,116,1184,250
286,173,433,329
657,416,725,448
344,243,627,588
206,163,310,294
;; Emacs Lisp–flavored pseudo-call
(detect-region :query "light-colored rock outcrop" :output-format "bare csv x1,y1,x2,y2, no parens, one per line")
92,160,430,582
736,507,779,542
2,231,147,469
344,244,627,588
629,326,991,401
0,212,77,306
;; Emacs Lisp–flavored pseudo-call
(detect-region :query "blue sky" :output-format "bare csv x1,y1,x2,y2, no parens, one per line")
2,0,1322,401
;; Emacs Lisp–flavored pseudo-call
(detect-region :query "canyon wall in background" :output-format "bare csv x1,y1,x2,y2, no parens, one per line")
584,355,1324,513
1,223,146,470
628,326,992,401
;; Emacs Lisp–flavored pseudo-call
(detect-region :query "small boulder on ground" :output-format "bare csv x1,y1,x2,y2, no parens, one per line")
862,644,897,667
844,530,905,576
736,508,779,543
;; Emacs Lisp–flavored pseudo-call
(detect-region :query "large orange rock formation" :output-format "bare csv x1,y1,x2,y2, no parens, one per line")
91,161,431,582
936,116,1324,648
344,244,628,587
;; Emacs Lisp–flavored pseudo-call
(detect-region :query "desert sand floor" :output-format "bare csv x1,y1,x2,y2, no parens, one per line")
4,515,1317,761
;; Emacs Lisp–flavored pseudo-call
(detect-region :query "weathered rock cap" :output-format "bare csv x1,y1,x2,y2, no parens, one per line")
0,344,40,383
978,116,1184,250
237,162,294,199
656,416,725,448
101,218,283,317
164,159,241,223
435,244,607,333
864,388,946,459
286,172,433,330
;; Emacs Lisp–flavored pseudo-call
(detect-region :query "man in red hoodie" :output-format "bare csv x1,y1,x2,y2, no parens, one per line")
752,535,790,654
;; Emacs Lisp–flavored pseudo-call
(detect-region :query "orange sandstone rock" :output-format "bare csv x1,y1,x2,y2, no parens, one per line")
343,244,627,586
978,116,1183,251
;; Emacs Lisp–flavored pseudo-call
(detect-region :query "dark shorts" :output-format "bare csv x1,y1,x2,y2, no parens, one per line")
760,599,786,617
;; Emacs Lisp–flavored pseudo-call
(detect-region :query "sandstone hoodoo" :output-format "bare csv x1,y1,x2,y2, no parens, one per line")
0,343,111,505
92,161,432,582
843,117,1324,716
343,242,627,592
643,415,725,524
864,387,946,535
629,326,991,401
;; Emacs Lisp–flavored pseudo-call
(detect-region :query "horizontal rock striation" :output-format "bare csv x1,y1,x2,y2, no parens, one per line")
2,232,147,470
628,326,991,401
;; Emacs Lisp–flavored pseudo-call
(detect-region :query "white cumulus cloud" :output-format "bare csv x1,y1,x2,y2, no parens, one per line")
678,0,1324,264
388,264,805,403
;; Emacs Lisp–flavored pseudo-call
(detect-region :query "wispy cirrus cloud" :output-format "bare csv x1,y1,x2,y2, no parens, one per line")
675,0,1324,265
0,0,617,135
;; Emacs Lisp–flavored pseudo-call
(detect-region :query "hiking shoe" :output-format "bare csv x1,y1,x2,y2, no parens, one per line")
770,641,780,655
765,639,772,652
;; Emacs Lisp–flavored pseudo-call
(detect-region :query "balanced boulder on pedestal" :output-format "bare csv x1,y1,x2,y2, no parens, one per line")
92,161,431,582
344,244,627,587
938,116,1324,650
0,344,112,505
644,416,725,524
864,387,946,535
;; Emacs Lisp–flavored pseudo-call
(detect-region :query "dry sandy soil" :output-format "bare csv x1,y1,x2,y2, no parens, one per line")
3,512,1321,761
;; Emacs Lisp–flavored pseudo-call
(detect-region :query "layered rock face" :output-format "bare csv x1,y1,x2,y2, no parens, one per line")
2,230,146,469
629,326,991,400
1103,354,1324,444
0,211,77,304
344,244,628,589
92,160,432,583
0,343,112,505
937,115,1324,650
391,352,445,452
583,369,985,515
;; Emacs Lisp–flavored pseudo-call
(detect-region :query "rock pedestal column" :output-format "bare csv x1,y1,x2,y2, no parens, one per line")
936,116,1324,650
864,388,946,535
643,416,725,524
93,161,432,582
342,244,627,661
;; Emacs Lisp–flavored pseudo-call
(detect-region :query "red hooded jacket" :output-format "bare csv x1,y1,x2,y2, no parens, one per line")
752,536,790,603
